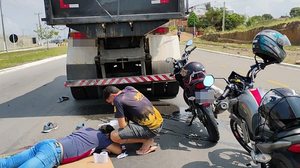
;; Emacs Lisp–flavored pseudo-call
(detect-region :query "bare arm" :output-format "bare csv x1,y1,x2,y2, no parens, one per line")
117,117,127,128
106,143,122,155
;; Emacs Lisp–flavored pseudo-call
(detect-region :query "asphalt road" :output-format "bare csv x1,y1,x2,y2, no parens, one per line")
0,48,299,168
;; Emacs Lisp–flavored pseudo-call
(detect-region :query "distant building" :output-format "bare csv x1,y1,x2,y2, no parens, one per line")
0,36,38,52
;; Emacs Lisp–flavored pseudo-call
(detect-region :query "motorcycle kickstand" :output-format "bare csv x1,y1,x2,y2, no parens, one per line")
188,114,196,126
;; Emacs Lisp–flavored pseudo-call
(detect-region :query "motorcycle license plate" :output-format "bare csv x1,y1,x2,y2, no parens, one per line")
195,90,215,104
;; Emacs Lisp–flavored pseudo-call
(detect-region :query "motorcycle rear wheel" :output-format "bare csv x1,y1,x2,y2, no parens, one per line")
230,119,252,153
198,106,220,142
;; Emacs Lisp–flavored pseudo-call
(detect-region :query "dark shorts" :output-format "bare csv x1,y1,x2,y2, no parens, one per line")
118,122,163,139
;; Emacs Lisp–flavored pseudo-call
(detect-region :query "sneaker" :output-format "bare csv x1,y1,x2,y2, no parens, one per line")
42,122,58,133
75,123,85,130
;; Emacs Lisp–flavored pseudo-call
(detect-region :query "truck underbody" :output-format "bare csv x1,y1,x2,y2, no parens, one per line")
43,0,185,100
66,33,180,99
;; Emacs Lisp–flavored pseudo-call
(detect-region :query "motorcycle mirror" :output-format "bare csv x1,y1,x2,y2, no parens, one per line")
203,75,215,87
185,40,193,48
165,57,173,63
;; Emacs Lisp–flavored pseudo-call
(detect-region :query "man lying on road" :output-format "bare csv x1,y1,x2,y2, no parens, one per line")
0,125,121,168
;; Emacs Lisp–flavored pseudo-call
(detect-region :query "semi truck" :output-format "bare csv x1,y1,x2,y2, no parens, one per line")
42,0,185,99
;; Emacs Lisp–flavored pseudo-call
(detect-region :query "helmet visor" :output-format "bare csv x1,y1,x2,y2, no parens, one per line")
277,35,291,46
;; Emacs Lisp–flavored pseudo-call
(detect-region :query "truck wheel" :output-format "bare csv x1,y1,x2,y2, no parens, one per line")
153,82,179,98
70,87,99,100
166,82,179,97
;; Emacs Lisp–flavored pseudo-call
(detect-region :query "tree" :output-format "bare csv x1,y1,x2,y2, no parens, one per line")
262,14,273,20
34,25,59,49
198,7,245,31
204,8,223,30
290,7,300,17
204,2,212,10
187,11,200,28
246,15,263,27
225,13,246,30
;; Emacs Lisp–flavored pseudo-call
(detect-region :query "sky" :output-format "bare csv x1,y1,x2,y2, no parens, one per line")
0,0,300,38
189,0,300,18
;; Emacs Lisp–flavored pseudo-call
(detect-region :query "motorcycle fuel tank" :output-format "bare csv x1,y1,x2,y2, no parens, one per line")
237,88,266,135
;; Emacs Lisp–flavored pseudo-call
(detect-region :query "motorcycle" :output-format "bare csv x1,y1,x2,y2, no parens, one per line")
213,57,300,167
166,40,220,142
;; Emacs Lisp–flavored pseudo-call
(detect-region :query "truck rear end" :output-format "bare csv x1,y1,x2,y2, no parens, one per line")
43,0,185,99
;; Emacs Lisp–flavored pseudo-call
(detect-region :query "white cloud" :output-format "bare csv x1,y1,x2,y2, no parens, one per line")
188,0,300,18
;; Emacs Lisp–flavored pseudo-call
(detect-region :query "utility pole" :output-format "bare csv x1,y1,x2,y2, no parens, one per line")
34,12,42,45
35,12,42,30
193,17,195,38
0,0,7,52
222,1,226,32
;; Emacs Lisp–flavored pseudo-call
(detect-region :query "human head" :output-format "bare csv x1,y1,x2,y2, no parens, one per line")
252,29,291,64
99,124,115,134
103,86,121,104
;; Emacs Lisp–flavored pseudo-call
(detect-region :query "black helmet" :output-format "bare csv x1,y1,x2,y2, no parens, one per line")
258,88,300,132
180,62,205,84
252,29,291,63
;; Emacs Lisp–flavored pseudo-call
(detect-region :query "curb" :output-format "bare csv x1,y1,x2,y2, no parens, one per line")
197,48,300,69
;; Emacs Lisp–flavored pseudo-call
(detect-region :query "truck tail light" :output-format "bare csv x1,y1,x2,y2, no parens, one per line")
69,32,87,39
153,27,169,34
160,0,169,4
288,144,300,153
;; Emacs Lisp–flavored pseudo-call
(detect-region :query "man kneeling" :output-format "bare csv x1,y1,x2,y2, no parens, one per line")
103,86,163,155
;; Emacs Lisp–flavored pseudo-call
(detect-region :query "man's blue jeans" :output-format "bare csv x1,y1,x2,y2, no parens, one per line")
0,139,61,168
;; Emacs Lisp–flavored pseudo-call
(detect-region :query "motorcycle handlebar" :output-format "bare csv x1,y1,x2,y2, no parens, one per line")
190,46,197,52
219,86,230,100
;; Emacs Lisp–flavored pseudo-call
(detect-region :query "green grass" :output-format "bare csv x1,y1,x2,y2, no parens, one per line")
192,38,300,64
0,46,67,70
220,17,300,34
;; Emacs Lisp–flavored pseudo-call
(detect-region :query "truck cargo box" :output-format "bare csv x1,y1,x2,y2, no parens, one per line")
44,0,184,24
43,0,185,37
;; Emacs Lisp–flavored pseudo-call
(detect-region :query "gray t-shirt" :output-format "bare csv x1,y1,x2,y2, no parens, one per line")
58,127,112,164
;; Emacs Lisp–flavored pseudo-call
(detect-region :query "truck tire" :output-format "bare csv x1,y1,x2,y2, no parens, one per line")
166,82,179,97
153,82,179,98
71,87,99,100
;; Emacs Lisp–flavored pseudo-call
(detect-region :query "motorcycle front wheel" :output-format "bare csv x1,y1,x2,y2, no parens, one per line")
230,119,252,153
198,106,220,142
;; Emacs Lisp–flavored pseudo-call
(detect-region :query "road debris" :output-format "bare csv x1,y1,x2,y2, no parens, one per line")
57,96,69,103
42,122,58,133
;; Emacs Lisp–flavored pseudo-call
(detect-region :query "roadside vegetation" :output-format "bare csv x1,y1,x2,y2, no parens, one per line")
179,4,300,64
176,32,300,65
193,38,300,64
0,46,67,70
188,3,300,34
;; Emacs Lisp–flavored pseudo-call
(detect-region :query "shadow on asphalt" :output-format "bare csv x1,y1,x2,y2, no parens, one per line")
158,117,217,150
182,148,253,168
